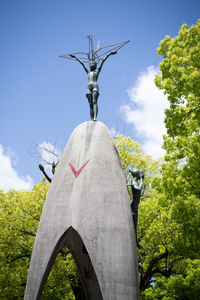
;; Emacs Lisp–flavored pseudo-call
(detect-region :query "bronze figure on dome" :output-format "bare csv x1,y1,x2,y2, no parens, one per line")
60,36,130,120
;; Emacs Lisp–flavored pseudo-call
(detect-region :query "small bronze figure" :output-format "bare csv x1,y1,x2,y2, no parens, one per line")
129,168,144,249
60,36,130,121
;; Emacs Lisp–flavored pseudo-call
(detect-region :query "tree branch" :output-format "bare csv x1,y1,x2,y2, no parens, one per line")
20,207,40,221
183,102,200,120
140,250,169,291
18,229,36,237
10,253,31,263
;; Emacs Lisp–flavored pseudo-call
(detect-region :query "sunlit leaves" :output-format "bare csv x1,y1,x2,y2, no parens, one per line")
155,20,200,141
143,19,200,299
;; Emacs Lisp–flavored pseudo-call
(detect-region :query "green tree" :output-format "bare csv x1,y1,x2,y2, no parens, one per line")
155,19,200,197
154,19,200,257
144,19,200,299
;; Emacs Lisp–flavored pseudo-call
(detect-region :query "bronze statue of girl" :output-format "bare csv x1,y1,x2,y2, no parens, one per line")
60,36,129,120
69,52,117,120
129,168,145,249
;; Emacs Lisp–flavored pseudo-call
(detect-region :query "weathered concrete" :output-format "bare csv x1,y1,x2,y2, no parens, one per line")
24,121,139,300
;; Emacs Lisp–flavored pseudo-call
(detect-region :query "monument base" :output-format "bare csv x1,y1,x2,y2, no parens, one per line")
24,121,139,300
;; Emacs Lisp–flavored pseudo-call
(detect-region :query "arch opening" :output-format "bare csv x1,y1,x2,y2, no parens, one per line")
38,227,103,300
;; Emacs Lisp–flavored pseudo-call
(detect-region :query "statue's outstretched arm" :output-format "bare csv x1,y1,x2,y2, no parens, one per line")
39,164,52,183
69,54,88,73
98,51,117,73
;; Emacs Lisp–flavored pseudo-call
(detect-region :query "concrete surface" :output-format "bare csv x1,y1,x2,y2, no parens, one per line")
24,121,139,300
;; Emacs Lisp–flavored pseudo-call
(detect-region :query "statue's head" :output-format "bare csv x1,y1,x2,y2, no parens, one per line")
89,60,97,70
130,168,141,180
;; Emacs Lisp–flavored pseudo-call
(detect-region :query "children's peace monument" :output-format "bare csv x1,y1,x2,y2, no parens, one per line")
24,36,140,300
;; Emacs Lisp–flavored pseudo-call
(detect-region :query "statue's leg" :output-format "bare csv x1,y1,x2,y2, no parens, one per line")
134,212,143,249
131,201,143,249
133,211,138,236
130,200,137,233
86,94,94,120
92,91,99,121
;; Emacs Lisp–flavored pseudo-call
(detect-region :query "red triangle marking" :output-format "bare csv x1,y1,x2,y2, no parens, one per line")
69,160,89,177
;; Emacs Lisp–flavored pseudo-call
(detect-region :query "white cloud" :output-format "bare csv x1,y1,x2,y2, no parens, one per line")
38,142,62,171
0,145,33,192
120,66,169,158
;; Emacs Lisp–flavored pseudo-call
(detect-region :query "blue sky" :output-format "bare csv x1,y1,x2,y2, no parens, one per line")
0,0,199,191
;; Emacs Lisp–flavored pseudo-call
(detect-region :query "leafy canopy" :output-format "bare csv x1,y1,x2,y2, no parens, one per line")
155,20,200,199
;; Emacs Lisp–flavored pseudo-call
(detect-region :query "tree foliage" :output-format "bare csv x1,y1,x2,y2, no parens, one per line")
146,19,200,299
155,20,200,197
155,20,200,260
